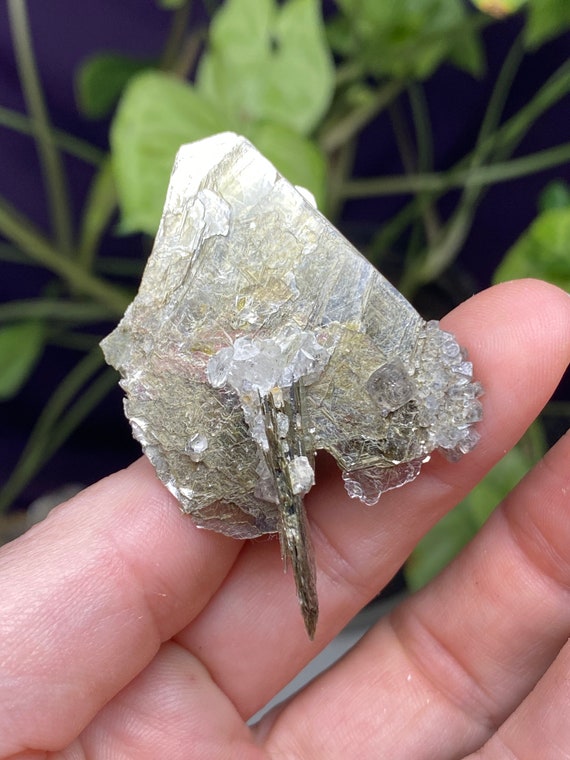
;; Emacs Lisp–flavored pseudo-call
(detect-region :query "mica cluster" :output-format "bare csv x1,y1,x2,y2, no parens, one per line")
101,133,482,637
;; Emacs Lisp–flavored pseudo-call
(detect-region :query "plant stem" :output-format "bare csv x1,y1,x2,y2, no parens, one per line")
95,257,144,278
325,137,357,223
389,99,417,175
0,299,112,324
362,44,570,284
388,97,426,268
77,159,118,271
44,368,118,461
0,105,104,165
488,60,570,161
0,241,29,265
48,330,102,351
0,195,130,315
0,349,105,513
466,143,570,185
334,61,365,88
473,35,524,157
397,55,570,297
319,81,403,154
160,0,192,71
407,83,440,246
172,27,206,79
341,142,570,197
408,84,434,174
368,200,422,266
399,195,476,298
8,0,73,256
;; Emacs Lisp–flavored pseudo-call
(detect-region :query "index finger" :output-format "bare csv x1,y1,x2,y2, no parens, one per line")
0,457,241,755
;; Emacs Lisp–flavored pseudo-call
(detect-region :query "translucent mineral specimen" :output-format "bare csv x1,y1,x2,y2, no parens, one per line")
101,132,483,638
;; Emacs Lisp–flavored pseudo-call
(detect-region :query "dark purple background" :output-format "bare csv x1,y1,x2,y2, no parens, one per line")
0,3,568,508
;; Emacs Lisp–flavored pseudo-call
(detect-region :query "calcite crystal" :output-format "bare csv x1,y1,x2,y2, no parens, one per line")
101,133,483,638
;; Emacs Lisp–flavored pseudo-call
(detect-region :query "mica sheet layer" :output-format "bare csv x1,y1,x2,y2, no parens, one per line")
101,133,482,636
102,132,482,537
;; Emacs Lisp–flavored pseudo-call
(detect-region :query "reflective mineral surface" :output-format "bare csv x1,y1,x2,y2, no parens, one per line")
101,132,483,637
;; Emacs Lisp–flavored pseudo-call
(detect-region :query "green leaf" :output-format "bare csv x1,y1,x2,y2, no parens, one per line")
78,158,117,269
538,180,570,213
75,53,153,119
448,24,486,78
248,122,327,209
0,321,45,400
405,443,537,591
493,207,570,290
196,0,334,135
525,0,570,48
331,0,485,80
110,71,226,235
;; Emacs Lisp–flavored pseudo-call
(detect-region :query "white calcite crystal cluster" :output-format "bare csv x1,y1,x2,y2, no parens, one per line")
101,133,482,637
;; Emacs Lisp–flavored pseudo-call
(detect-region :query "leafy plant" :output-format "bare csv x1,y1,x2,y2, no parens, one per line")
111,0,334,233
0,321,45,401
494,190,570,290
405,422,546,590
330,0,485,80
0,0,568,578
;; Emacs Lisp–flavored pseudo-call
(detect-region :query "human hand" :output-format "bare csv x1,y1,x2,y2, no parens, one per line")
1,279,569,759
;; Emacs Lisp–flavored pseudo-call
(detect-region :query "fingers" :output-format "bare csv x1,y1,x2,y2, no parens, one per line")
74,642,259,760
177,279,570,719
469,642,570,759
258,417,570,758
0,458,242,756
1,279,568,757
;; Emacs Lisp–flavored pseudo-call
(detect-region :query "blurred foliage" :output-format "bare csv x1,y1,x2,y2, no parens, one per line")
111,71,227,234
0,0,568,575
405,422,546,590
0,321,44,400
75,53,154,120
525,0,570,48
112,0,333,233
472,0,570,48
330,0,485,80
538,179,570,212
494,206,570,290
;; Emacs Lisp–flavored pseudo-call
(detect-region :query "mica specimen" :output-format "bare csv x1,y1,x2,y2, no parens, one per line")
101,132,483,638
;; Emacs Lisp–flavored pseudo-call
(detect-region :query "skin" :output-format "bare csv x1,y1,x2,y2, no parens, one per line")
0,278,569,760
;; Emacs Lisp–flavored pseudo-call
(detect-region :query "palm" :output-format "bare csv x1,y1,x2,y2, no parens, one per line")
1,280,569,759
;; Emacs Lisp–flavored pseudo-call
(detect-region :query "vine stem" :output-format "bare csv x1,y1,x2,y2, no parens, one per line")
160,0,193,71
401,53,570,297
0,195,130,315
407,83,440,246
0,350,112,513
367,45,570,295
77,159,118,272
319,81,403,154
340,142,570,198
0,105,104,166
0,299,112,323
7,0,73,256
